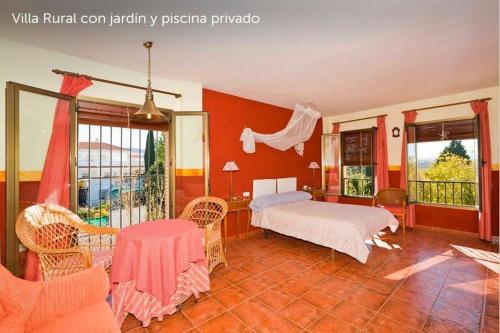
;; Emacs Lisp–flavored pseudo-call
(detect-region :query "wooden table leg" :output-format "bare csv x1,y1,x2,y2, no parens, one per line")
236,211,240,239
246,208,250,241
223,216,228,252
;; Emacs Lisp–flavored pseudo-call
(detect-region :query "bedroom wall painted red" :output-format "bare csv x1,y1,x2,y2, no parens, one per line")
203,89,322,237
388,170,400,188
0,182,5,265
175,175,204,217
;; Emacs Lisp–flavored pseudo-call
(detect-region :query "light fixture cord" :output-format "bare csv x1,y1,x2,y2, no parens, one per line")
147,46,152,99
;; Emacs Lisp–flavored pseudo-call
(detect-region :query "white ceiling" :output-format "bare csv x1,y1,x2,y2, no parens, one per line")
0,0,498,115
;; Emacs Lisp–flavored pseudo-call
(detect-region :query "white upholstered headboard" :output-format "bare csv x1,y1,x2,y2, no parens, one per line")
252,179,277,199
277,177,297,193
252,177,297,198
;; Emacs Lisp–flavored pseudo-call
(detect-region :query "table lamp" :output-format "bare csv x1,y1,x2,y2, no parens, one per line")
223,161,239,200
308,162,320,191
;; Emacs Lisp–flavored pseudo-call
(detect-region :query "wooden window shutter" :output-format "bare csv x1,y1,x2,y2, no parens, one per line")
77,100,170,131
414,118,476,143
341,129,374,166
342,131,361,166
360,129,373,166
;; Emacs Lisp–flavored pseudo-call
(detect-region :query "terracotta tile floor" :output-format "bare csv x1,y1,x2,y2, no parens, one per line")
121,228,499,333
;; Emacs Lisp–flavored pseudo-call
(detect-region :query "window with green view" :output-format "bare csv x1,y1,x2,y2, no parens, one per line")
341,128,376,197
407,118,479,208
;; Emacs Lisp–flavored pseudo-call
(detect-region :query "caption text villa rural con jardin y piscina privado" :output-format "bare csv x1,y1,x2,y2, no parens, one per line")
11,12,261,27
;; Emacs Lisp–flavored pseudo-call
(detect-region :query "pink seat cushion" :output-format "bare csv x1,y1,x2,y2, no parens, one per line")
28,302,119,333
376,204,404,215
0,265,42,333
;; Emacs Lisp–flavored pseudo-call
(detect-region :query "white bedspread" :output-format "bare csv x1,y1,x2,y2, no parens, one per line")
251,200,399,263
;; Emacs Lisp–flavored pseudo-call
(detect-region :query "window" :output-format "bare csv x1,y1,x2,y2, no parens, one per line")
341,128,376,197
407,118,479,207
77,100,168,229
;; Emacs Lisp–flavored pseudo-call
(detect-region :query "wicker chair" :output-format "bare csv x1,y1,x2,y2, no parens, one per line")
16,204,120,280
372,188,407,234
179,196,228,273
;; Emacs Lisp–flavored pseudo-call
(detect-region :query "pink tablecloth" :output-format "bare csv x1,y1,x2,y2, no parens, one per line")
113,262,209,327
111,219,208,305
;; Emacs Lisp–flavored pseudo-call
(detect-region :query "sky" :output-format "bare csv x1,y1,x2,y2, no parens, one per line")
416,139,477,161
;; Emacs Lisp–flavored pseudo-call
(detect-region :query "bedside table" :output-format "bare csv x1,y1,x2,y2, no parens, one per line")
304,188,326,201
223,198,251,251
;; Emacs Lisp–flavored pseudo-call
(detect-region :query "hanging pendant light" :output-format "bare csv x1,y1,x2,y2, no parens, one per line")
130,41,169,124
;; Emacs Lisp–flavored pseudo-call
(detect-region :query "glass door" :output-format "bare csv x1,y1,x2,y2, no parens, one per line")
170,112,209,217
5,82,76,275
406,125,417,202
321,134,341,194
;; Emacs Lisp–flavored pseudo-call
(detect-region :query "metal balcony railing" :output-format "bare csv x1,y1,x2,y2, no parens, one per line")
408,180,477,207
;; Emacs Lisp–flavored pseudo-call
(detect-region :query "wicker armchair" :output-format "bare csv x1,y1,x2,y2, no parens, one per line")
179,196,228,273
16,204,120,280
372,188,407,234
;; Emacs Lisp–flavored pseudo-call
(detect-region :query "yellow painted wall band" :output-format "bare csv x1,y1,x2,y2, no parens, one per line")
0,170,42,182
175,169,204,177
20,171,42,181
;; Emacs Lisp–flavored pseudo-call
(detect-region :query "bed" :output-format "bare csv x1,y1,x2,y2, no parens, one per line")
250,178,399,263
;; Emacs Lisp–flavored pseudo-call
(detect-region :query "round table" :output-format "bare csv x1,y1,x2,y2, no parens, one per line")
111,219,209,327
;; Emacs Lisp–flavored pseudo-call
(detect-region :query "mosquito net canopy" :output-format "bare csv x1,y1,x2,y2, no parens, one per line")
240,103,321,156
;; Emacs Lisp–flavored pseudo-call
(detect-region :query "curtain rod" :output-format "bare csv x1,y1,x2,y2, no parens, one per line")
402,97,491,113
52,69,182,98
334,114,387,125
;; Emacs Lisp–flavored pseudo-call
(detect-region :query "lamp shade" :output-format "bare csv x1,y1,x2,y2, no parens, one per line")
223,161,240,171
130,97,170,124
308,162,320,169
130,41,169,125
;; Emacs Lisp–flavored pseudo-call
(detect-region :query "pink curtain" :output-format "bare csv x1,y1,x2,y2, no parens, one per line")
36,75,92,206
25,75,92,281
326,123,341,194
400,111,418,228
376,116,389,191
471,101,492,241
